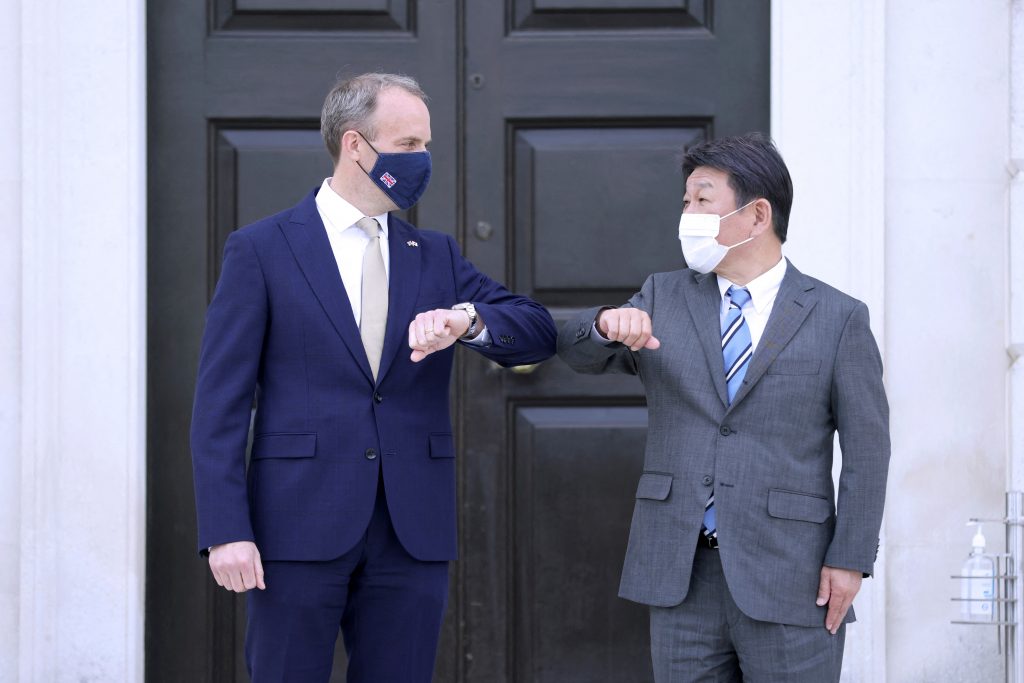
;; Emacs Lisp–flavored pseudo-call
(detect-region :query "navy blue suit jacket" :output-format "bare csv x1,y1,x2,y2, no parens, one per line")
191,189,556,562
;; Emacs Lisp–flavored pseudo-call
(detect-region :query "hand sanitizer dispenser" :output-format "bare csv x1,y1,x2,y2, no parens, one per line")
961,523,996,621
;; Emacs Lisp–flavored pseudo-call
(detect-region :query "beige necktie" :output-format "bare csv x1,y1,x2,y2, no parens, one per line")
356,217,388,380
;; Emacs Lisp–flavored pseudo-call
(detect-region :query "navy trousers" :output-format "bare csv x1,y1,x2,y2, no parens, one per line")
245,477,450,682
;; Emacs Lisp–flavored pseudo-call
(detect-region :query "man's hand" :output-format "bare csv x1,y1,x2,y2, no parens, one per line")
409,308,475,362
816,565,862,634
209,541,266,593
596,308,661,351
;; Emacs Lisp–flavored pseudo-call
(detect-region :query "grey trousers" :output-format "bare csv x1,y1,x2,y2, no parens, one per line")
650,546,845,683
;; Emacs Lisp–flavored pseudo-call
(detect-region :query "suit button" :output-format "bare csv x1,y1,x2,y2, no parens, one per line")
702,475,713,486
374,392,383,404
365,448,377,460
719,426,731,436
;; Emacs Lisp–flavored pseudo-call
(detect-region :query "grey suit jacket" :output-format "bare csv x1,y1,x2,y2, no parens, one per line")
557,260,890,628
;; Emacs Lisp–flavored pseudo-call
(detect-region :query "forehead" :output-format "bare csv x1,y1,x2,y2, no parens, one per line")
371,88,431,139
684,166,733,195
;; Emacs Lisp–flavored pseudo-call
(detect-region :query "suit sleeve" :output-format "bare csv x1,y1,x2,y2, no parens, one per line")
190,230,268,555
823,301,891,576
446,234,557,366
555,274,654,377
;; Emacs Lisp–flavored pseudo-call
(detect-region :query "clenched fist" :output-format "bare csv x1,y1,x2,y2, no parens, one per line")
408,308,477,362
596,308,661,351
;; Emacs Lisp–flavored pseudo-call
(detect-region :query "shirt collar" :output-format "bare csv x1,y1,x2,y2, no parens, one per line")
314,178,389,237
717,256,788,314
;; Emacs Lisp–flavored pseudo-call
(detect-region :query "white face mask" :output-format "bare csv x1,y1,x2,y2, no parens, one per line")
677,200,758,274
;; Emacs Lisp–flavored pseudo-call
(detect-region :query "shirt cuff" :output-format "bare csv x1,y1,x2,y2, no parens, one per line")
461,326,491,346
590,322,615,346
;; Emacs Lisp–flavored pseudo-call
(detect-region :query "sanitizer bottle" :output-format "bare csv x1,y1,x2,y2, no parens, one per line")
960,523,996,621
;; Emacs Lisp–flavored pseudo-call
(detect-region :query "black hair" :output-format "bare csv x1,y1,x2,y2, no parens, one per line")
681,132,793,243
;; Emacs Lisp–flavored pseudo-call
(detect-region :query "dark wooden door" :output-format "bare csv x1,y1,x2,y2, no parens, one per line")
457,3,768,681
146,3,459,681
147,2,768,681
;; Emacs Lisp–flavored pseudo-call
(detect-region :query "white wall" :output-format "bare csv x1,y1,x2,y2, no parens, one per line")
0,0,23,680
4,0,148,680
885,2,1009,680
775,1,1012,681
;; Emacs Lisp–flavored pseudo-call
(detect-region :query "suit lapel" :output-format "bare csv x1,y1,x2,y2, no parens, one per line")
682,271,731,408
375,216,422,383
279,190,374,385
727,260,818,410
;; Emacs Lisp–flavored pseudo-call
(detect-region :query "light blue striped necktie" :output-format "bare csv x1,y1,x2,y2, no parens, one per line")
702,286,753,542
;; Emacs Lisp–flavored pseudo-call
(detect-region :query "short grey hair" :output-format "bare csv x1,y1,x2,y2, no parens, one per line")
320,73,429,162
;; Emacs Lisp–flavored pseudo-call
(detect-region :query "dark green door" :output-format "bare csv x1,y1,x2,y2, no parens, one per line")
147,2,768,680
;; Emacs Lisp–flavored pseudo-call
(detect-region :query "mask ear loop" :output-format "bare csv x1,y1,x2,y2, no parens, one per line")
719,198,759,221
353,131,380,178
719,199,760,249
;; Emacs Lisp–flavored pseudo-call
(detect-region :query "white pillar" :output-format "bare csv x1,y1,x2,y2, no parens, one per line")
1009,1,1024,675
772,2,887,680
16,0,147,679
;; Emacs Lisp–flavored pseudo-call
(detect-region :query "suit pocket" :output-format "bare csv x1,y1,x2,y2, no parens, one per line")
429,432,455,459
251,432,317,460
766,359,821,375
767,488,832,523
635,472,673,501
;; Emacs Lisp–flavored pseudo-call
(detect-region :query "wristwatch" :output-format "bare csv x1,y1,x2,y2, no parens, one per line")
452,302,478,339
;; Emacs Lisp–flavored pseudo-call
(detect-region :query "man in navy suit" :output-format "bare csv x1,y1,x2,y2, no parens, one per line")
190,72,557,682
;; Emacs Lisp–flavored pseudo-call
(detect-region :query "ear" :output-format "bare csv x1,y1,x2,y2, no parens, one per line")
340,130,365,161
750,198,774,238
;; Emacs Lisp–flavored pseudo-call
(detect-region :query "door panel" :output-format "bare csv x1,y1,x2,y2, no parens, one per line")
511,125,705,307
147,1,768,680
513,407,650,682
212,1,414,31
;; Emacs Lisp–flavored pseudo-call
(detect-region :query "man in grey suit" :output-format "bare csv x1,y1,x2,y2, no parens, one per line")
557,133,890,682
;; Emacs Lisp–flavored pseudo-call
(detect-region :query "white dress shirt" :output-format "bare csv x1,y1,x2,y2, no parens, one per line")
314,178,489,344
716,256,787,352
315,178,390,327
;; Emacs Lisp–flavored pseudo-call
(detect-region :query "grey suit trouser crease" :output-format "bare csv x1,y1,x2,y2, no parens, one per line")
649,546,845,683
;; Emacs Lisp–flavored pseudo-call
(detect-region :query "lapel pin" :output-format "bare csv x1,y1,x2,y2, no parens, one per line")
406,240,419,247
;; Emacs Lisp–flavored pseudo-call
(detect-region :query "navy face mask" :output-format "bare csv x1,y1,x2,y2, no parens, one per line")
358,134,432,210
